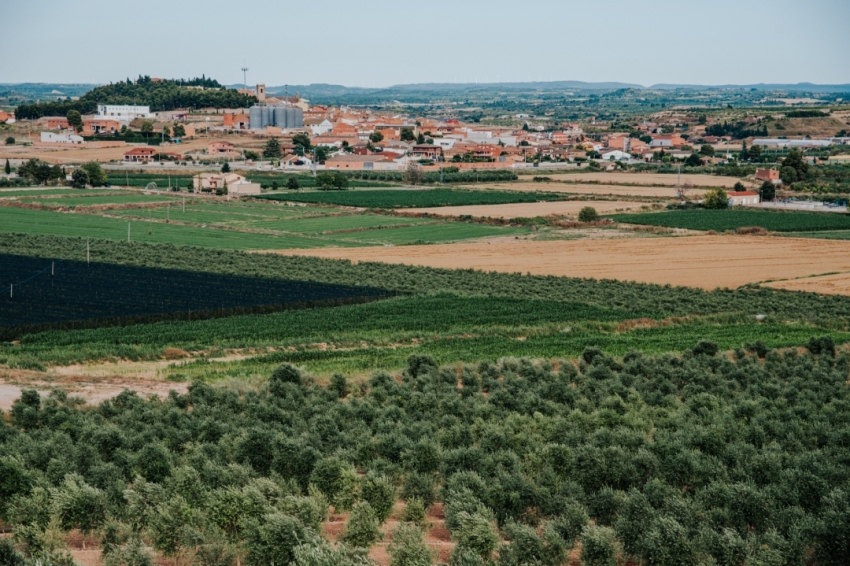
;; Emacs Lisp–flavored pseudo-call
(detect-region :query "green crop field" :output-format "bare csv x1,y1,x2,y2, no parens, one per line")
259,188,567,208
609,208,850,232
0,201,526,248
784,230,850,240
20,194,183,207
0,207,340,249
0,189,117,198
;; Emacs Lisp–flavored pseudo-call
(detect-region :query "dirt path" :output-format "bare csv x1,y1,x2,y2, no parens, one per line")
273,235,850,291
403,200,649,219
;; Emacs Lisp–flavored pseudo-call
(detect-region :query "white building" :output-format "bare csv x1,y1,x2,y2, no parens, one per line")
40,132,84,144
599,150,632,161
97,104,152,122
307,119,333,136
728,191,760,206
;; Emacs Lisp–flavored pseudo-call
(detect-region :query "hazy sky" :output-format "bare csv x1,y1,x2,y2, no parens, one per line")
2,0,849,87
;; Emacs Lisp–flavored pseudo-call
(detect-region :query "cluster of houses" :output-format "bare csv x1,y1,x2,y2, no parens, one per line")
19,84,845,173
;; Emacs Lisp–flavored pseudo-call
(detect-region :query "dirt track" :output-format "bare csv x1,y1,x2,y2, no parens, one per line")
470,182,703,198
276,235,850,291
404,200,649,219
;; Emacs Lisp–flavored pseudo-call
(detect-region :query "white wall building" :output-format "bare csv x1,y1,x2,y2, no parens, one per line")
309,119,333,136
97,104,152,122
599,150,632,161
40,132,84,144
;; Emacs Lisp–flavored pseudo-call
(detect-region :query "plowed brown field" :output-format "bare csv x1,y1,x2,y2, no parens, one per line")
541,172,751,187
469,182,702,198
275,235,850,291
404,200,648,219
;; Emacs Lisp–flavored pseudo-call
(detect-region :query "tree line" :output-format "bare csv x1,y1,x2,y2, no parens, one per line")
14,77,257,120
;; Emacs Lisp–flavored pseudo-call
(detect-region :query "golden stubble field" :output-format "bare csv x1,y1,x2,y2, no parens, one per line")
275,234,850,291
403,200,650,219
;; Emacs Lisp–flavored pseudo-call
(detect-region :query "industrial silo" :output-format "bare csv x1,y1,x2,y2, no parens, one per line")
274,106,288,129
291,107,303,128
249,105,263,129
263,106,274,128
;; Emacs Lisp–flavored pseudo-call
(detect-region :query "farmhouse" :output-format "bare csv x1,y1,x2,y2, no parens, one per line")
756,168,781,183
124,147,157,162
728,191,760,206
193,172,259,195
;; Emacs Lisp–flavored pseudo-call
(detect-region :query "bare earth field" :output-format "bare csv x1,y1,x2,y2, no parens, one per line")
763,272,850,295
276,235,850,291
0,137,213,164
472,182,702,198
404,200,649,219
542,172,751,188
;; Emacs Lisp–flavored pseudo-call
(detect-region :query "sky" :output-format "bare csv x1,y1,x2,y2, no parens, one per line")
2,0,849,88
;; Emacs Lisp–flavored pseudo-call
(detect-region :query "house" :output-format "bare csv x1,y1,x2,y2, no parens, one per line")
649,134,686,149
607,136,646,152
40,132,84,144
306,118,333,136
755,168,781,183
193,172,257,193
208,141,236,155
728,191,760,206
0,111,15,123
124,147,158,162
84,119,121,134
411,144,442,159
223,113,250,129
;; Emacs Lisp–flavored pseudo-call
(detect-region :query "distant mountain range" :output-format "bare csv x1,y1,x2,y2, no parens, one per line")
260,81,850,96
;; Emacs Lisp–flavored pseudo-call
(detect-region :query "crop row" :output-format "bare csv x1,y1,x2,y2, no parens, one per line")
259,188,567,208
0,253,389,336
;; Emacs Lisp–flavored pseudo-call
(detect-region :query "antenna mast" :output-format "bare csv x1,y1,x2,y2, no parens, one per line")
241,66,249,88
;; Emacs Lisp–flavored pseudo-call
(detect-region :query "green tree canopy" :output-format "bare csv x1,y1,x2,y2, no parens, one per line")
263,137,282,158
703,187,729,209
66,110,83,132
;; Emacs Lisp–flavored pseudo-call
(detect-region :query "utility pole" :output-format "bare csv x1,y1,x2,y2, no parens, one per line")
241,66,249,89
87,238,90,265
128,223,130,242
183,196,185,213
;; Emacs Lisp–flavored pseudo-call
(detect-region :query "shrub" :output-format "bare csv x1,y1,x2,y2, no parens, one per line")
388,523,434,566
692,340,719,357
401,472,436,508
271,363,303,390
807,335,836,356
579,525,618,566
453,512,498,561
340,501,382,549
578,206,599,222
244,512,312,566
361,473,396,524
401,498,427,527
703,188,729,209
